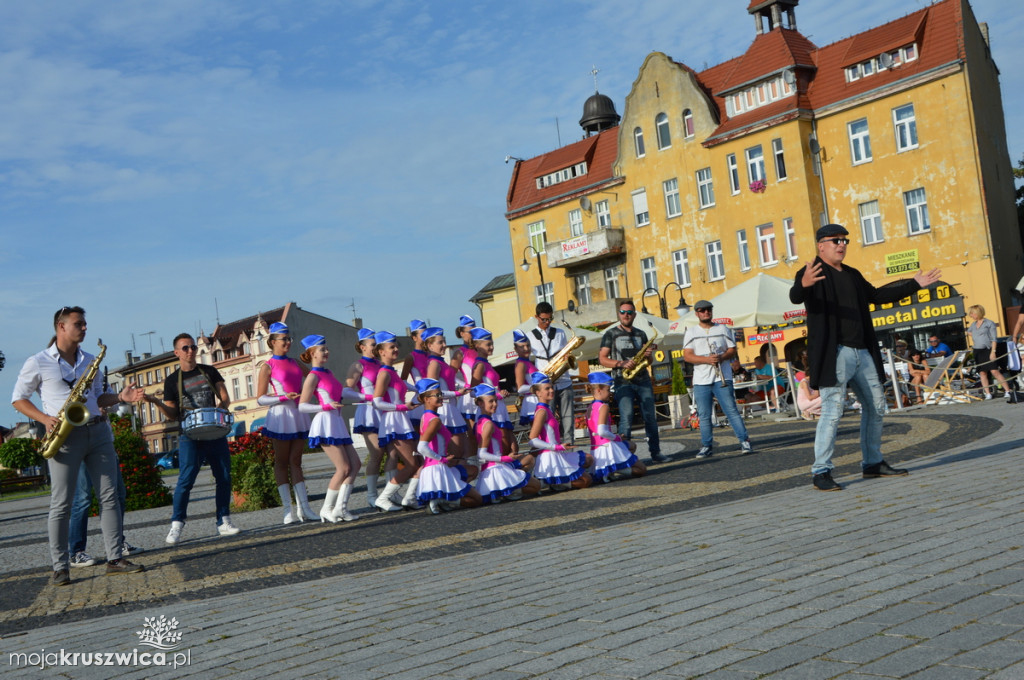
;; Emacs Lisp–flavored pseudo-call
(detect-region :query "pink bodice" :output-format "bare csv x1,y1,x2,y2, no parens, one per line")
268,356,303,399
358,357,380,398
409,350,431,381
535,403,559,447
378,365,407,405
588,400,612,447
429,355,458,391
420,410,451,462
473,357,501,388
312,368,343,407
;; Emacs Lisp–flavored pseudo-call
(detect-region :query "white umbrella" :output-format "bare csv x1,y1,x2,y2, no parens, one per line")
668,273,804,332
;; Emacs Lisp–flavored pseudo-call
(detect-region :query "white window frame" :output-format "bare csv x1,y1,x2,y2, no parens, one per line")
745,145,765,183
783,217,797,260
904,188,930,235
246,374,254,398
604,267,619,298
663,178,681,218
772,138,787,181
705,241,725,281
893,104,918,152
232,377,241,401
672,249,691,287
634,127,645,158
568,208,584,237
535,282,554,306
858,200,884,244
737,230,751,271
683,109,695,139
641,256,658,291
756,223,778,266
696,168,715,208
596,200,611,227
848,118,872,165
655,112,671,150
727,153,740,194
632,189,650,227
575,273,592,305
527,220,546,254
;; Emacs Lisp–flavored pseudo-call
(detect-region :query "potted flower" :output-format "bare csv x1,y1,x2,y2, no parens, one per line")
229,428,280,511
667,359,691,428
749,179,766,193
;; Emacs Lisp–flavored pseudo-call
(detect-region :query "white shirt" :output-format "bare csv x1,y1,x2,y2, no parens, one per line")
682,324,736,385
11,344,107,417
527,325,574,389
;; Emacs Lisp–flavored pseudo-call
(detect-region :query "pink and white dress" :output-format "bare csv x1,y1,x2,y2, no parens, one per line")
264,355,310,440
474,415,529,503
457,345,479,420
407,349,432,425
353,356,381,435
515,356,539,425
429,354,468,434
373,365,416,446
473,357,512,430
531,403,585,485
305,368,358,448
416,411,471,502
588,400,637,481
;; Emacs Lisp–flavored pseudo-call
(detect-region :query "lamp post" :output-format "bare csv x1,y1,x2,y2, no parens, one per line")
641,283,691,319
520,244,546,300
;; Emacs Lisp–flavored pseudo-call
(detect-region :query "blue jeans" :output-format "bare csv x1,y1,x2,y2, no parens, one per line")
812,345,886,475
692,381,749,448
613,378,660,455
172,434,233,525
69,454,126,554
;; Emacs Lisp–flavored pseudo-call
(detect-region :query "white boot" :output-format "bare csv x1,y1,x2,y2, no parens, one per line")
278,484,296,525
319,488,340,523
333,483,358,522
294,481,316,521
365,474,379,509
401,478,421,510
374,482,402,512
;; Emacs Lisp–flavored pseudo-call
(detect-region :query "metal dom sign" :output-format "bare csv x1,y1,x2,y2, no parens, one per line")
870,283,963,330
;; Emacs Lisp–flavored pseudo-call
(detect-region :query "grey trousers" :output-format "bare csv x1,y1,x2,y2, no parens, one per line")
47,422,123,571
554,385,575,445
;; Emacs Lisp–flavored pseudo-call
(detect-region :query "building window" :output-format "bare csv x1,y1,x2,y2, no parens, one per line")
772,138,787,180
683,109,694,139
848,118,872,164
241,342,250,355
783,217,797,260
672,249,691,287
893,104,918,152
568,208,584,237
737,230,751,271
527,220,546,254
663,178,681,218
745,145,765,183
655,113,671,150
148,403,156,424
575,273,592,305
246,374,254,398
232,378,241,401
634,127,645,158
632,189,650,227
214,350,224,362
859,200,884,244
904,188,930,235
596,200,611,227
641,257,658,291
535,282,554,306
727,154,739,194
705,241,725,281
605,267,619,299
756,224,778,266
696,168,715,208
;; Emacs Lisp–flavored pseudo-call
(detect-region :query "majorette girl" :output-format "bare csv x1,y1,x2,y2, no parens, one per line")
469,327,518,455
400,319,430,429
345,328,385,509
422,327,476,481
414,378,482,514
512,329,539,426
586,372,646,482
371,331,423,512
473,384,540,503
528,372,592,491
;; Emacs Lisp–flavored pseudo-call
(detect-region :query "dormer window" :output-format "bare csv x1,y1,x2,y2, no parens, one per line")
535,161,588,190
724,74,794,117
845,43,918,82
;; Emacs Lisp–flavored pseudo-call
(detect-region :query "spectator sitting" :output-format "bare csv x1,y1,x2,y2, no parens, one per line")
731,359,751,401
893,339,910,360
749,356,787,410
906,349,931,404
797,376,821,420
925,335,952,358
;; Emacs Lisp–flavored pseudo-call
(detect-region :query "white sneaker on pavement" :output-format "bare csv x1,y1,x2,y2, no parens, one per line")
165,521,185,545
217,517,240,536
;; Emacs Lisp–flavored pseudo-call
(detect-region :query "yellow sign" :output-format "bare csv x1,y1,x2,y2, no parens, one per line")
885,249,919,276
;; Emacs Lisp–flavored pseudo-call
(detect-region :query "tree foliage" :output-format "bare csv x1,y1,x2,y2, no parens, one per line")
111,415,172,511
0,437,43,471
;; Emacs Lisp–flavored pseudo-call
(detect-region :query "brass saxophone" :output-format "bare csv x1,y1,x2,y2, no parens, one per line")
40,339,107,459
622,323,659,380
542,322,585,382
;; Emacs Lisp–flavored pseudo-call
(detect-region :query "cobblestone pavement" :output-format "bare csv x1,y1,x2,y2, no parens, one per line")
1,402,1022,678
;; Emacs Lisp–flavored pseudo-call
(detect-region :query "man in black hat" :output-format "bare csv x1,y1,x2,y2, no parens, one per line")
790,224,941,491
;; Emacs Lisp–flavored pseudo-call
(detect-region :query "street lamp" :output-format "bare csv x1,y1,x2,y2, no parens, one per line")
520,244,546,295
641,283,691,319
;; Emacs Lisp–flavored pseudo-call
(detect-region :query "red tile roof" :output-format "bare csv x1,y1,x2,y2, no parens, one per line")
208,306,286,349
506,126,620,216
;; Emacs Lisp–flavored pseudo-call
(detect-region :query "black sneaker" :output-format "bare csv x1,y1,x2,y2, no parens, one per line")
106,559,145,575
649,451,669,463
863,461,908,478
813,471,842,491
51,569,71,587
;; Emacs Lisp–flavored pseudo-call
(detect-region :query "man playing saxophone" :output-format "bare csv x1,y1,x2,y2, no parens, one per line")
597,300,667,463
12,306,146,586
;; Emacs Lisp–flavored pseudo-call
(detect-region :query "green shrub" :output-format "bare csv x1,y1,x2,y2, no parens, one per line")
0,438,43,471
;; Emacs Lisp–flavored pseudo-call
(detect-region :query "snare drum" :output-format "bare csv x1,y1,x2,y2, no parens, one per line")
182,407,234,441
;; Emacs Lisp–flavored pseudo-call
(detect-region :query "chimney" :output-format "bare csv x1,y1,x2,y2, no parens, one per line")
979,22,990,48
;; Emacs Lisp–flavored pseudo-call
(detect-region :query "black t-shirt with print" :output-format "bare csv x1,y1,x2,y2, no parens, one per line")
162,364,224,420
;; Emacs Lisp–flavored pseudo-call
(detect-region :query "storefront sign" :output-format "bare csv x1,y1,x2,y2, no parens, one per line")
885,249,919,276
870,282,963,329
560,236,590,259
747,330,786,345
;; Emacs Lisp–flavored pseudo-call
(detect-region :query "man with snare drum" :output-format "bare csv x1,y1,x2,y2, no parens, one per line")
145,333,239,544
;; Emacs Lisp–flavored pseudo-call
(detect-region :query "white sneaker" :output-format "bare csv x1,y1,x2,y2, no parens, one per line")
70,551,96,567
165,521,184,545
740,440,753,454
984,392,993,400
217,517,240,536
121,541,144,556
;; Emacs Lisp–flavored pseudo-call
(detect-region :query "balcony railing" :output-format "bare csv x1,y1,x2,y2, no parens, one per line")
545,227,625,268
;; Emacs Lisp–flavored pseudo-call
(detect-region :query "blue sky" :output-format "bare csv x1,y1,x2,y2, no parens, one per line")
2,0,1022,427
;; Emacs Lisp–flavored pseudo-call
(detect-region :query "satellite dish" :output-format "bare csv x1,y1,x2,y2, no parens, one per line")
879,52,893,69
783,69,796,86
809,138,821,155
579,197,592,212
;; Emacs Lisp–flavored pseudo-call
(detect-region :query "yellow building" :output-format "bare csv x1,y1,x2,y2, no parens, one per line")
469,273,520,337
506,0,1021,361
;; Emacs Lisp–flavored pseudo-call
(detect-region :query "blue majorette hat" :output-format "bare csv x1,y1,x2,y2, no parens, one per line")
374,330,396,344
458,315,476,328
410,319,426,332
301,334,325,350
472,384,496,398
415,378,440,394
268,322,289,335
513,329,528,344
530,371,550,385
469,327,492,341
357,328,375,342
588,372,613,386
422,327,444,341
